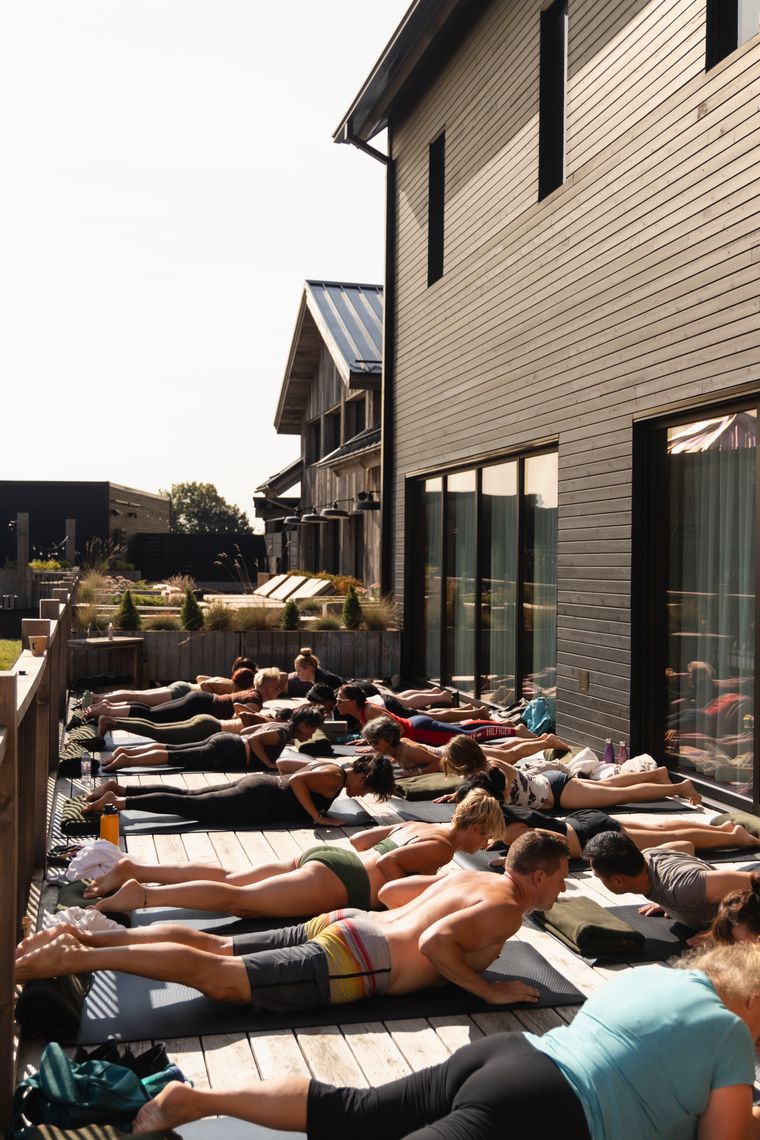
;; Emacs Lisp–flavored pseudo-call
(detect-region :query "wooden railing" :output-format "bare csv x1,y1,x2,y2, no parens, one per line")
0,584,74,1131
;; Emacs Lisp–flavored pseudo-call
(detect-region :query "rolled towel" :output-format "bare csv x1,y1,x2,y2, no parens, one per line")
43,906,123,934
67,840,123,881
533,896,645,956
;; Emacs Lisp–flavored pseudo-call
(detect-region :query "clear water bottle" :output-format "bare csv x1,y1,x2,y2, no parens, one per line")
80,750,92,787
603,738,615,764
107,622,114,640
617,740,629,763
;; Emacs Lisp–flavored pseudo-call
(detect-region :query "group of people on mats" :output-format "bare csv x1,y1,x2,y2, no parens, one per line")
23,659,760,1137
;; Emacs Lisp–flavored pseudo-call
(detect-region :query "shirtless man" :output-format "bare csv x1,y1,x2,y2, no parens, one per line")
16,831,569,1012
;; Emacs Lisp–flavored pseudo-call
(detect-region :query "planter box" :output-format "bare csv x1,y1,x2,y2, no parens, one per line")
69,628,401,685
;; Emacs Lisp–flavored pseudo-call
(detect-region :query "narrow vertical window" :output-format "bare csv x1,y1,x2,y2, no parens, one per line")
707,0,759,68
538,0,568,201
427,131,445,286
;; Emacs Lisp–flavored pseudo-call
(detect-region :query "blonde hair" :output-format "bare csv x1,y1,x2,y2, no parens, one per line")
254,667,282,689
675,941,760,1003
441,735,488,777
451,788,506,841
295,647,320,670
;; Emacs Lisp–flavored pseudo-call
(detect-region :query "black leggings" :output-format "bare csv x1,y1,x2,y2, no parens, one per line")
164,733,248,771
128,691,219,722
307,1033,590,1140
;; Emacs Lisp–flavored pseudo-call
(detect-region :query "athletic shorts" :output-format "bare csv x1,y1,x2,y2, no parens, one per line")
565,809,621,849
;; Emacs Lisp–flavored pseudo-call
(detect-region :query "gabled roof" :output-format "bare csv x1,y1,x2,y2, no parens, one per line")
275,281,383,435
255,457,303,497
333,0,494,144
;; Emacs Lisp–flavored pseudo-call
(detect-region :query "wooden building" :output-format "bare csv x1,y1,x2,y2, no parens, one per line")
336,0,760,809
257,280,383,586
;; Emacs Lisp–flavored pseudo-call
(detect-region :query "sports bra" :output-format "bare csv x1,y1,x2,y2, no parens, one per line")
309,765,348,814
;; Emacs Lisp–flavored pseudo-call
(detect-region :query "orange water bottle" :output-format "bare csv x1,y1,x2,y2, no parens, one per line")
100,802,120,845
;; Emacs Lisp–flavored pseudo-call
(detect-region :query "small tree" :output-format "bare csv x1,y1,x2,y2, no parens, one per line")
342,585,363,630
181,587,204,631
280,599,300,630
113,588,141,631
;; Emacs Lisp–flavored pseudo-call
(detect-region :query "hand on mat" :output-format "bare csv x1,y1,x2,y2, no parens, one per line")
638,903,667,917
314,814,344,827
485,980,540,1005
433,793,456,804
489,856,506,870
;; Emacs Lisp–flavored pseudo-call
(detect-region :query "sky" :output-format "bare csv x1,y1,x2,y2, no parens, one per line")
0,1,410,527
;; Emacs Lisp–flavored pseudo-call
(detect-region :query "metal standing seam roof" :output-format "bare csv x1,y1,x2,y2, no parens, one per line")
305,280,383,384
274,281,383,434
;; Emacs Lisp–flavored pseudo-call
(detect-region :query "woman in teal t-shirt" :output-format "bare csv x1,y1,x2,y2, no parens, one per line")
131,942,760,1139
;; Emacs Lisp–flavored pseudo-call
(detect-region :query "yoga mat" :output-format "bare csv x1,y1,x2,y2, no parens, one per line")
75,941,583,1044
386,798,454,823
119,798,376,835
702,848,760,864
526,903,693,965
180,1121,303,1140
453,849,587,875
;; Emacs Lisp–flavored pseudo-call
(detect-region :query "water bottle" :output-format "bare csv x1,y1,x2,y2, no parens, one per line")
99,802,120,845
80,750,92,787
107,622,114,640
603,738,615,764
617,740,629,763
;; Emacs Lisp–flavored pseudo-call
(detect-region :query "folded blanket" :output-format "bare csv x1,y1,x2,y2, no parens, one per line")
393,773,462,800
712,810,760,839
533,896,645,956
59,798,100,837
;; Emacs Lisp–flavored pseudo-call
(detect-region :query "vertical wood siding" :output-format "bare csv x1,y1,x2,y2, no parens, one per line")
388,0,760,751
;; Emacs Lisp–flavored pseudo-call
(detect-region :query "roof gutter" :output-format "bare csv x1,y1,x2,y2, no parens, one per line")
338,120,389,165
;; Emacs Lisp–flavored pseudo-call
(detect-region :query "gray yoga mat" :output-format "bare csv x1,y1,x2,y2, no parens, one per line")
119,797,376,835
386,797,455,823
179,1122,303,1140
453,849,587,874
74,940,583,1044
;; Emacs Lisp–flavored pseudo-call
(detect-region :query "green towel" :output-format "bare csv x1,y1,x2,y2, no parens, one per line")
534,896,645,956
711,810,760,839
393,773,462,800
55,880,131,928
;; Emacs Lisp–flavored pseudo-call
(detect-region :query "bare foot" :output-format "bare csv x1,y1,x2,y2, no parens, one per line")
83,857,138,898
16,931,84,981
732,824,760,847
86,778,122,801
133,1082,198,1133
95,877,147,913
673,779,701,806
97,715,116,736
84,790,121,813
16,923,80,959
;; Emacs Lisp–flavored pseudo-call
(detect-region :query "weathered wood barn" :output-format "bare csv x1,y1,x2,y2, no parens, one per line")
257,280,383,585
336,0,760,810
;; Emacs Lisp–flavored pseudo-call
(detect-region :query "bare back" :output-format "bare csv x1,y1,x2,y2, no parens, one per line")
371,870,525,993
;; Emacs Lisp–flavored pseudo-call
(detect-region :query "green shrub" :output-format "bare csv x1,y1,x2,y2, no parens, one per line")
113,589,141,630
280,599,300,630
342,585,362,630
146,616,181,631
180,588,204,631
234,606,282,631
361,595,398,630
204,601,233,630
309,615,343,630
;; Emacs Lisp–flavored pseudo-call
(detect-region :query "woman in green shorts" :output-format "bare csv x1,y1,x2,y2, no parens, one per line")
86,788,505,920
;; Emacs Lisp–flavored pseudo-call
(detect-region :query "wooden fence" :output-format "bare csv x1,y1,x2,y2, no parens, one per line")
70,628,401,686
0,585,74,1131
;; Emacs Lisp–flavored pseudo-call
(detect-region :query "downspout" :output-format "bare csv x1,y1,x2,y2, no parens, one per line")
341,122,396,600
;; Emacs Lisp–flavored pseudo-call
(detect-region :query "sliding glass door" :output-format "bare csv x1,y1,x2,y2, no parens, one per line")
411,449,558,700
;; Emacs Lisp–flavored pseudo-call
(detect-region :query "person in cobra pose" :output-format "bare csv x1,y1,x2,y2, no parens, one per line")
87,667,284,727
335,687,527,747
84,788,505,918
99,707,325,773
436,735,702,809
16,831,570,1020
81,755,394,829
128,941,760,1140
452,772,759,863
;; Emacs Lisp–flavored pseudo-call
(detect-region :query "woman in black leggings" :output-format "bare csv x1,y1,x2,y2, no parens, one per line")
83,756,395,829
131,1033,589,1139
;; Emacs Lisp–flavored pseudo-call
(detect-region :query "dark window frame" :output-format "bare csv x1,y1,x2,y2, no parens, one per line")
633,395,760,812
706,0,739,68
427,131,445,287
406,445,558,699
538,0,568,201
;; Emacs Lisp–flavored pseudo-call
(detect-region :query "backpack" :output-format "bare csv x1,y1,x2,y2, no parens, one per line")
12,1042,183,1138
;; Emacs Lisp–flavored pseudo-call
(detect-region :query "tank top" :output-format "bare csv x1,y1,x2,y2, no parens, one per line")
309,765,348,815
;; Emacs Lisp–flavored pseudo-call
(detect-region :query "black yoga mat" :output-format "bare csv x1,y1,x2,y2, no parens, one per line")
119,797,376,835
453,849,587,875
75,940,583,1044
526,903,694,965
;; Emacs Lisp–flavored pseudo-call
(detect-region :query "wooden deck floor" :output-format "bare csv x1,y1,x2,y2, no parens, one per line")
17,762,750,1107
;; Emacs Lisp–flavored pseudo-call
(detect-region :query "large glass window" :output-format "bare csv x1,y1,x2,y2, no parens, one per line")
644,409,756,804
413,450,558,699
